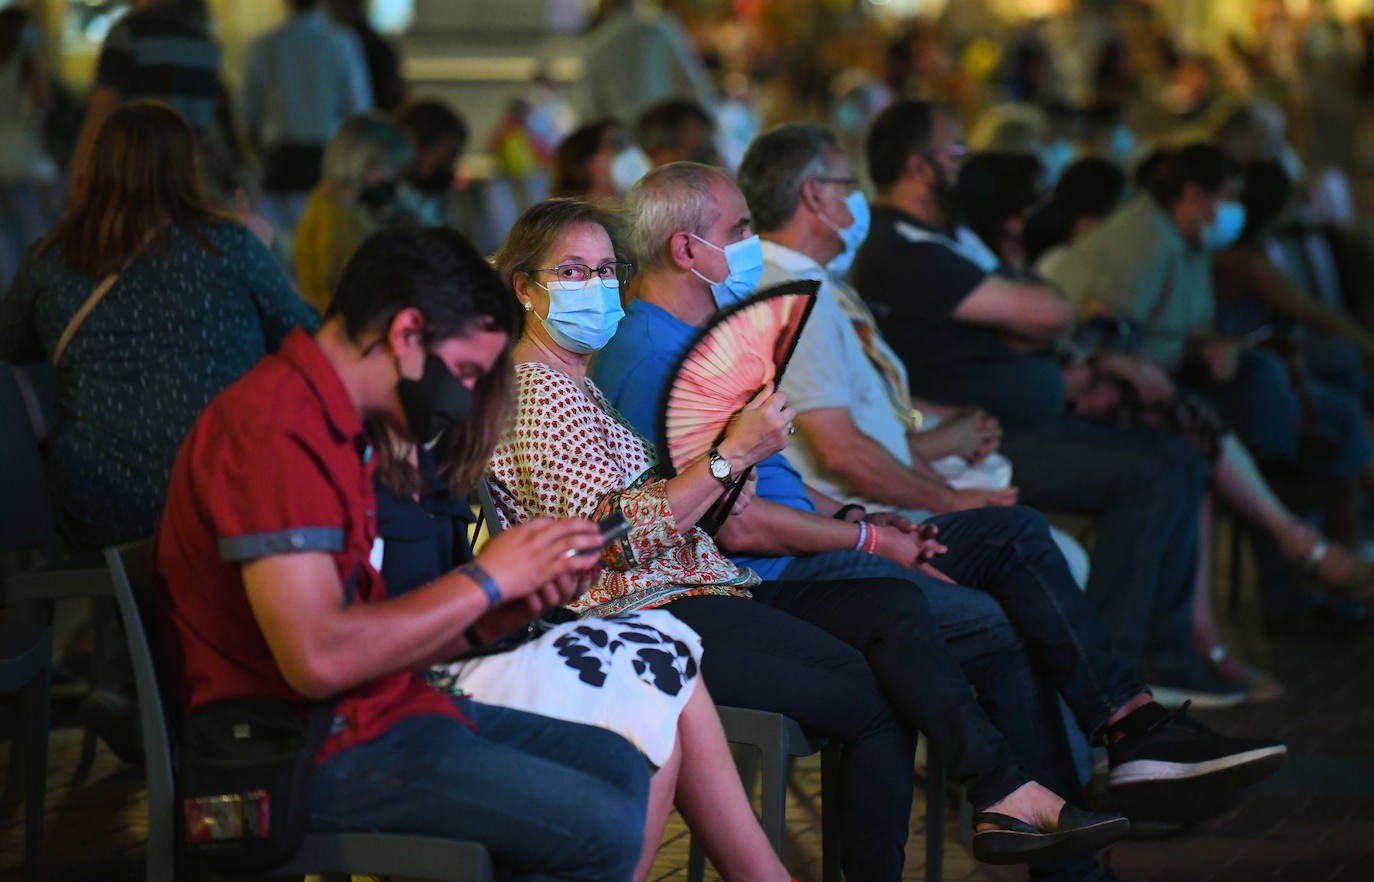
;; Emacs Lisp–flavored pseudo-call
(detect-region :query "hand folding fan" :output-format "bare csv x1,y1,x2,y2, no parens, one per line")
657,280,820,533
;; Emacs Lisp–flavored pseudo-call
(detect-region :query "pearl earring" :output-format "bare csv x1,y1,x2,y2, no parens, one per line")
523,301,533,311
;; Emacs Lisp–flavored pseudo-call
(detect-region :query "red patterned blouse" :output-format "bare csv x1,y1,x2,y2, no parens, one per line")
487,361,758,616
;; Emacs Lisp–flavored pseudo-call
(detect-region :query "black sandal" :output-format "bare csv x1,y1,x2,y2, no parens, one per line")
972,804,1130,865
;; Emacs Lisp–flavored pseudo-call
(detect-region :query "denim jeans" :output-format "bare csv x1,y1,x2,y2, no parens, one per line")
311,701,650,882
779,510,1140,882
1197,347,1302,462
1203,345,1372,478
667,576,1030,882
1000,418,1207,677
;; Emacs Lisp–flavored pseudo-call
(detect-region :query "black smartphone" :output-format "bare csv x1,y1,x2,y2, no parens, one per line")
582,513,631,554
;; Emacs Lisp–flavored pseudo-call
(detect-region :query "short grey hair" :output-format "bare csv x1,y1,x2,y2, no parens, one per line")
738,124,836,233
321,113,412,194
624,161,732,270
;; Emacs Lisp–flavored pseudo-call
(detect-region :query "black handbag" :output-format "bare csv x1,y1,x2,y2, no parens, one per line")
176,566,356,872
178,697,335,872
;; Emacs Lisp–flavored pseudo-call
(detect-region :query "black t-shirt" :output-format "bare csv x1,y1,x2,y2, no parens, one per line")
851,205,1066,431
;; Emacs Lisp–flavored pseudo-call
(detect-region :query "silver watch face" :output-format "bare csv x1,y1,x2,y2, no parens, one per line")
710,455,731,480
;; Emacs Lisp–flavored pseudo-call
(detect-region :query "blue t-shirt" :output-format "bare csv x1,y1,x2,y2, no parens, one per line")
591,299,816,580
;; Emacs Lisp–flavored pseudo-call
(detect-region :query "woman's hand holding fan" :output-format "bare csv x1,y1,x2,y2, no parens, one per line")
714,387,794,473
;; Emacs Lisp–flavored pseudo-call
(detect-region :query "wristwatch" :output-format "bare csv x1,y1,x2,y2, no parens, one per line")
707,447,738,489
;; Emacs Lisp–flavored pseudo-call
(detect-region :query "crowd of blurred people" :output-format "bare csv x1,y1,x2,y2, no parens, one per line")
6,0,1374,880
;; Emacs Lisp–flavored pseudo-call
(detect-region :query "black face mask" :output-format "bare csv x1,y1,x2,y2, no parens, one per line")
396,353,474,445
411,165,456,194
359,180,399,213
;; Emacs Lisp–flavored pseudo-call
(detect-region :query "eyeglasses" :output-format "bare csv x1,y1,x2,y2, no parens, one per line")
528,261,633,284
810,176,860,191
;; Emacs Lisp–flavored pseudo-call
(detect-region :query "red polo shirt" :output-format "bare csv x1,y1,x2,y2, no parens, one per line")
157,329,467,763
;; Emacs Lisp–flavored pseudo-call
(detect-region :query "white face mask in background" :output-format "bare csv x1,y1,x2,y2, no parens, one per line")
609,146,652,194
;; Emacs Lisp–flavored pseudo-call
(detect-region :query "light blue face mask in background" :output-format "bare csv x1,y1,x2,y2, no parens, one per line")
1107,124,1136,164
824,190,871,279
1038,138,1078,187
1202,200,1247,252
691,233,765,308
534,278,626,353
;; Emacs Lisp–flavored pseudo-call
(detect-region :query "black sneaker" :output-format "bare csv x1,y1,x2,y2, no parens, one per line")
1106,701,1286,818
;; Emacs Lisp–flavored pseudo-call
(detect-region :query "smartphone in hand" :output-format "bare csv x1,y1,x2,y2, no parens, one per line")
581,513,630,554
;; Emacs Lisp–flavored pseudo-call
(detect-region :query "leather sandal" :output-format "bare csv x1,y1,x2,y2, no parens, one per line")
1287,530,1374,604
972,804,1130,865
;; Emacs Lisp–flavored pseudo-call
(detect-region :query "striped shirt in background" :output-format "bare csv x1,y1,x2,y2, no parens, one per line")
95,5,222,133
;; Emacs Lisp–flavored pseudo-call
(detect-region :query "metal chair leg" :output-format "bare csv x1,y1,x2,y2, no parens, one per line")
23,660,50,882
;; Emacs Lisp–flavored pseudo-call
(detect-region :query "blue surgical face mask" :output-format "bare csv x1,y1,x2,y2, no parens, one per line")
823,190,870,279
690,233,764,308
1107,124,1135,163
1038,138,1077,187
532,277,625,353
1202,200,1246,252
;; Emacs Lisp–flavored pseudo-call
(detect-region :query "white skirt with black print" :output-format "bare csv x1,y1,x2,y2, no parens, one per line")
428,609,702,767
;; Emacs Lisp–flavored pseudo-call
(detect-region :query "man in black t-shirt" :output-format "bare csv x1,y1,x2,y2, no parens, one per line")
851,100,1232,705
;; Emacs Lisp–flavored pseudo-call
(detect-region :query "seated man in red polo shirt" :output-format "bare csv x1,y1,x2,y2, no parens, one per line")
156,226,650,880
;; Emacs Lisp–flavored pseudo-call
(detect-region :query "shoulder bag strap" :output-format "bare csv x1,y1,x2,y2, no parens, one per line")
51,272,119,368
51,223,167,368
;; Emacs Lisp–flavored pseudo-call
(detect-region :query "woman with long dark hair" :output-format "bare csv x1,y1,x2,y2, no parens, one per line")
0,100,316,549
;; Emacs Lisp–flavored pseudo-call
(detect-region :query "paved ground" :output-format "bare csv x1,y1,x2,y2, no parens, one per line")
2,603,1372,882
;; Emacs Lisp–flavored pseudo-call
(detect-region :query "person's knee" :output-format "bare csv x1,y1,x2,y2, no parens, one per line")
1238,349,1302,423
1127,436,1208,498
999,504,1055,541
576,789,646,878
556,736,649,876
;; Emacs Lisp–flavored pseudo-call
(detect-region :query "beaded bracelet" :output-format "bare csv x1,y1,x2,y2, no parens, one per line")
459,561,502,609
853,521,868,552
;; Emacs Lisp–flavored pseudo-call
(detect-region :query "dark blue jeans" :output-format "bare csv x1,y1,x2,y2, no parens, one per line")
311,701,650,882
667,577,1030,882
782,507,1144,882
1202,345,1372,478
1000,417,1208,677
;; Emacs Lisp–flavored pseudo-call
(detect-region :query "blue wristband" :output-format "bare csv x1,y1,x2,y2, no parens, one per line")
460,561,502,608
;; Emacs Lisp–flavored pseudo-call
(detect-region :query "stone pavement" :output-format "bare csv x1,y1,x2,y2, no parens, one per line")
2,624,1371,882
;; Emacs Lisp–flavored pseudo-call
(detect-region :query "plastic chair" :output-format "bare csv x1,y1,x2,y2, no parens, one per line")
105,539,494,882
687,706,844,882
0,362,112,779
0,622,52,882
688,709,948,882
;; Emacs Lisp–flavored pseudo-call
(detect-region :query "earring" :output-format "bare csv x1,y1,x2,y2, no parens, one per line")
523,301,533,311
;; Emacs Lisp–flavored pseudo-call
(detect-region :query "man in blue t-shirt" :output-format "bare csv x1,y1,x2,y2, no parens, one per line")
593,157,1287,838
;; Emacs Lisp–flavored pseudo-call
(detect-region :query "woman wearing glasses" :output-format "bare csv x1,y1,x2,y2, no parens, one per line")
486,197,1129,882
